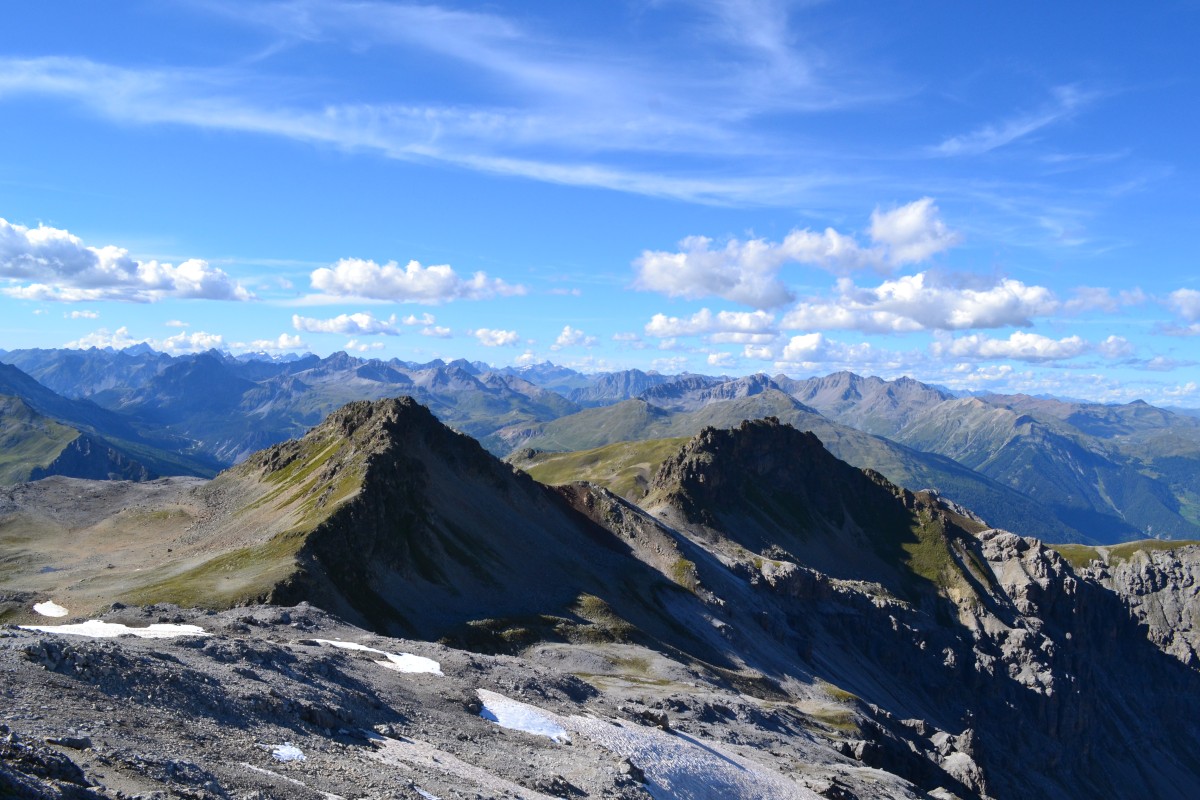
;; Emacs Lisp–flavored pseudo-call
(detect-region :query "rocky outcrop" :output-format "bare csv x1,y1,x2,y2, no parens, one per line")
1078,543,1200,666
29,433,153,482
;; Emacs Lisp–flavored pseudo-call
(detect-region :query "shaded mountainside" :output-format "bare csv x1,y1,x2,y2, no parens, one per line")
7,398,1200,798
104,398,716,658
635,417,1200,798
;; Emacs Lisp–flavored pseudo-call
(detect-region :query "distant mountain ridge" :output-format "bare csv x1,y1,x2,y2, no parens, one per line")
2,345,1198,543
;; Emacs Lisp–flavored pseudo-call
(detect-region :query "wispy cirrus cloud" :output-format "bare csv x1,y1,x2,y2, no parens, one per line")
933,85,1096,157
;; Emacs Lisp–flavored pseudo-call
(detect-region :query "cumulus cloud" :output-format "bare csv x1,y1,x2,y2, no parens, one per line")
633,199,958,309
867,198,961,265
292,312,400,336
472,328,520,347
65,310,99,319
63,326,144,350
551,325,597,351
645,308,776,338
421,325,452,338
1168,288,1200,322
165,319,189,328
160,330,226,354
930,331,1126,362
402,312,435,326
344,339,385,352
634,235,796,308
0,218,252,302
308,258,525,304
233,333,307,353
782,272,1059,332
775,333,876,366
707,352,736,368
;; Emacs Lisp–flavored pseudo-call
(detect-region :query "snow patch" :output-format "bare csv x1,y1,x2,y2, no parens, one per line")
271,743,306,762
19,620,209,639
32,601,69,617
476,689,570,743
313,638,442,675
565,715,818,800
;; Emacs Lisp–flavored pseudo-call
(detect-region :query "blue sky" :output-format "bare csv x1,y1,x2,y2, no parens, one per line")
1,1,1198,406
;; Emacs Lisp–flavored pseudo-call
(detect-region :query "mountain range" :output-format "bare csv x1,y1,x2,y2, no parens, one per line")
2,346,1199,545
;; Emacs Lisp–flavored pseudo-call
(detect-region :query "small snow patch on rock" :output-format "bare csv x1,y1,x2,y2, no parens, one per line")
313,638,442,675
477,688,570,743
271,743,306,762
33,600,69,617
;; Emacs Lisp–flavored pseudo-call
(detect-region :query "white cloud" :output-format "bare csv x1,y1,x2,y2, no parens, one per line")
645,307,776,338
933,85,1093,157
65,309,99,319
344,338,385,352
867,198,960,265
1097,335,1135,359
160,330,225,354
164,319,189,328
634,235,796,308
742,344,775,360
235,333,307,353
1063,286,1148,314
777,332,875,365
931,331,1090,362
550,325,597,350
707,351,736,368
651,356,690,373
634,200,957,309
402,312,435,326
0,218,252,302
309,258,526,304
1168,288,1200,322
421,325,453,338
63,326,144,350
292,311,400,336
782,272,1059,332
472,328,520,347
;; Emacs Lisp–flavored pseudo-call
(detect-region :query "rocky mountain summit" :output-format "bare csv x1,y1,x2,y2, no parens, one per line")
4,398,1200,799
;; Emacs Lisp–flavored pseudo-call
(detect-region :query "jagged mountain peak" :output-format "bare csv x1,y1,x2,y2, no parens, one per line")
646,416,988,598
648,417,871,520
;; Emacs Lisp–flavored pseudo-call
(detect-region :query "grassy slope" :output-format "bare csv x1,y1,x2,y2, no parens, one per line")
511,437,690,501
0,396,81,484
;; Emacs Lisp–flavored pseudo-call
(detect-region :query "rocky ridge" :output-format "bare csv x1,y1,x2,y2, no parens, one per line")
5,399,1200,798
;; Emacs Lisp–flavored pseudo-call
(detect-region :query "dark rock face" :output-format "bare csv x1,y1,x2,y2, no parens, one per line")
29,434,153,482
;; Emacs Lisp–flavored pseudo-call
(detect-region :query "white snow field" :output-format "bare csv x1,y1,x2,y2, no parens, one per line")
32,600,69,617
312,638,443,675
477,688,572,743
19,620,210,638
474,688,821,799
